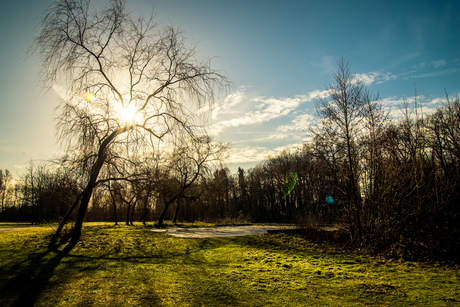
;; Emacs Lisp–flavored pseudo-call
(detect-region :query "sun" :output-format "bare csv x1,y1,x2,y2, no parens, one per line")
121,105,136,121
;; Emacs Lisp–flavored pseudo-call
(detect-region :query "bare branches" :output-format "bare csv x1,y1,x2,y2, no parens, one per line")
29,0,230,170
29,0,230,241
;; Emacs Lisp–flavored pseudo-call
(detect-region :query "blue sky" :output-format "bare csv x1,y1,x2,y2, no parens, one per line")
1,0,459,176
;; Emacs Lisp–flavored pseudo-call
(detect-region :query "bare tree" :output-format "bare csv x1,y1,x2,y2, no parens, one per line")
156,136,228,226
312,58,368,243
0,169,13,215
359,89,388,232
29,0,229,242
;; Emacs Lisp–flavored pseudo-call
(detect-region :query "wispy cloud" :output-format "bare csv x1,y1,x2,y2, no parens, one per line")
351,58,457,86
310,54,336,75
415,68,460,78
381,95,445,119
214,88,327,166
226,143,304,164
226,146,278,164
430,59,446,68
354,72,399,85
277,113,315,132
213,89,327,132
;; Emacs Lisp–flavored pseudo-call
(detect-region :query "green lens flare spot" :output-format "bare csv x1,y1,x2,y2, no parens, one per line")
283,172,297,196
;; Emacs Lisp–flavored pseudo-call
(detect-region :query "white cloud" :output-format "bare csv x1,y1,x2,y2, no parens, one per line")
389,105,438,120
224,90,246,108
226,146,277,164
378,72,398,83
52,83,67,100
213,89,324,132
380,96,407,108
381,95,445,120
213,88,326,165
252,133,299,143
354,72,399,85
277,113,315,132
226,143,304,164
426,97,444,105
295,89,330,101
430,59,446,69
211,87,249,118
354,73,377,85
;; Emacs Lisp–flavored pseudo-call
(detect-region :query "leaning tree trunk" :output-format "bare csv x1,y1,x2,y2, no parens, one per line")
158,194,183,227
157,168,200,227
71,127,127,242
173,200,180,224
157,198,174,227
72,153,107,242
51,192,83,242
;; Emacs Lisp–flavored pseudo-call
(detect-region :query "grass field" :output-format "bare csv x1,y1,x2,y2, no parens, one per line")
0,223,459,306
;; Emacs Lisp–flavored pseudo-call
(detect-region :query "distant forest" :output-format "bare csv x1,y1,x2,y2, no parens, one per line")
1,62,459,262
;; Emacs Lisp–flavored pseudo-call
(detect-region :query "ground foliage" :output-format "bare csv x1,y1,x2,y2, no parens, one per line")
0,224,459,306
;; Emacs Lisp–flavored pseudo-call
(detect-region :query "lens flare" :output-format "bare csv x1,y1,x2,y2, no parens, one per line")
283,172,298,196
81,91,97,102
325,195,334,205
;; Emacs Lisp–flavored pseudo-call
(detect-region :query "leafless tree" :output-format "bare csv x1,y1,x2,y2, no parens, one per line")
312,57,369,243
28,0,229,242
0,169,13,214
156,136,228,226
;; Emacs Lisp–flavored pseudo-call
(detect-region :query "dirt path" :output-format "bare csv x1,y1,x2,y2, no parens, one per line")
0,225,292,238
150,226,287,238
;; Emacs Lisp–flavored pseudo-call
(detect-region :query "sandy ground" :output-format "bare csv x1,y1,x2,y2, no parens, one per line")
150,226,286,238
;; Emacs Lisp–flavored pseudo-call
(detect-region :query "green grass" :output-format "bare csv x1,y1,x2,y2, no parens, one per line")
0,223,459,306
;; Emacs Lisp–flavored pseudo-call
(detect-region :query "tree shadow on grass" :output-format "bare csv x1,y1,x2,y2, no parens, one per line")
0,239,76,307
2,230,307,306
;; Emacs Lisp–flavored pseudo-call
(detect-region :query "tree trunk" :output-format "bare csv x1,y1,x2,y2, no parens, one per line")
72,154,107,242
112,195,118,225
126,203,131,225
1,190,5,214
157,168,198,227
71,127,126,242
130,200,136,225
173,200,180,224
158,199,172,227
142,189,151,226
51,192,83,242
108,184,118,225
